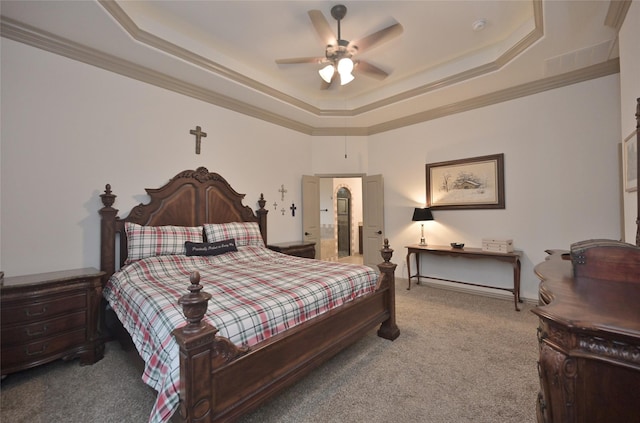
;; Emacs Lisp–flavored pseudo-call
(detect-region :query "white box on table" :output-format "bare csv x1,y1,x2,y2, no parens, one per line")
482,238,514,253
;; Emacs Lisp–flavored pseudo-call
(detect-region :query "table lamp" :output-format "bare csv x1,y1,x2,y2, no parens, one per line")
412,207,434,245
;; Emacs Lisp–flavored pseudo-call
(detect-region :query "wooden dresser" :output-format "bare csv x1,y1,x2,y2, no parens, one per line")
1,268,105,376
532,240,640,423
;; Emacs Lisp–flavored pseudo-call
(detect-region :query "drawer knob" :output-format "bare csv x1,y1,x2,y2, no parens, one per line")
25,306,48,317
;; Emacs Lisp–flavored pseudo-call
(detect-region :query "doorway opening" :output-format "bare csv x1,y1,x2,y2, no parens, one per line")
319,177,363,265
337,187,351,258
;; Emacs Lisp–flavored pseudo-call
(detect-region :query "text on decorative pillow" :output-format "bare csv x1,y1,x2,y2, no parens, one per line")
185,239,237,256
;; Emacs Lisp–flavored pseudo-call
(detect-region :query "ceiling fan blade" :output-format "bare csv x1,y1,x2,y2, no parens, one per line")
308,10,337,45
276,57,325,65
350,22,403,52
355,60,389,80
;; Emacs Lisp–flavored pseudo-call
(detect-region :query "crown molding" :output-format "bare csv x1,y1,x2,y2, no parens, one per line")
99,0,544,118
604,0,632,30
1,3,620,137
97,0,319,116
362,58,620,136
0,16,315,134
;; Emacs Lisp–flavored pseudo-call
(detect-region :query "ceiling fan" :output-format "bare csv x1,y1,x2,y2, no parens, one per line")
275,4,403,89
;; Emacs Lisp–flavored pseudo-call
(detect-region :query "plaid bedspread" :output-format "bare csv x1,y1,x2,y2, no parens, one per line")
103,246,379,423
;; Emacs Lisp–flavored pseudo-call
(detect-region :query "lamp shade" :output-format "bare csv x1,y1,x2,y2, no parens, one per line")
412,207,434,222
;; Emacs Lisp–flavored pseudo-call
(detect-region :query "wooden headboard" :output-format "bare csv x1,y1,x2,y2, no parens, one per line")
98,167,267,281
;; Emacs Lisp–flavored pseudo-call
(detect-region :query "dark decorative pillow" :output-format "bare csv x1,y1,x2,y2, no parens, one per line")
185,239,237,257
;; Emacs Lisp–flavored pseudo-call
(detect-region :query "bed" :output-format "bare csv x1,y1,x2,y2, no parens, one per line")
98,167,400,423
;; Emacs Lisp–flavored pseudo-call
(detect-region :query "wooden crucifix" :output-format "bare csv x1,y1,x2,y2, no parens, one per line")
189,126,207,154
290,203,297,217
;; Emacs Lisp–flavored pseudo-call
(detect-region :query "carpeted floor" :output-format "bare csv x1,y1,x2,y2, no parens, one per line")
1,279,540,422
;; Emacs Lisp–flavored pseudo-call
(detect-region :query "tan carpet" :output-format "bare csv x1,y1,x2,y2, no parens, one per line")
1,279,539,422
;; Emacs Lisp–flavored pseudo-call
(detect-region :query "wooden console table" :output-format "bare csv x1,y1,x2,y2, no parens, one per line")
406,244,522,311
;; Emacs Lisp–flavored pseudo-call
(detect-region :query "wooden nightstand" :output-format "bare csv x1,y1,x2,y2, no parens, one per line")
1,267,105,376
267,241,316,259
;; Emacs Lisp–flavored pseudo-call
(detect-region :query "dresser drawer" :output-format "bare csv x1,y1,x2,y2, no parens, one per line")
1,328,87,370
1,292,86,325
1,311,86,345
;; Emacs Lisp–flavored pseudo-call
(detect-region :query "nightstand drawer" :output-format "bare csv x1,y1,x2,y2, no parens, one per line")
1,329,87,370
1,292,86,325
1,268,105,376
2,311,86,345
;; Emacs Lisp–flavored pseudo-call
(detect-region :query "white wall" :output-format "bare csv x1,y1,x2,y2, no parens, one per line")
0,38,311,275
619,0,640,244
368,75,622,301
311,136,369,175
0,36,624,305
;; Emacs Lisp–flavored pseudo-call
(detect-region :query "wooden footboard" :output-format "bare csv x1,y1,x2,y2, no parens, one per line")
172,240,399,423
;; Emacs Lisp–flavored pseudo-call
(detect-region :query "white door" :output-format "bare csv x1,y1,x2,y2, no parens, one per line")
362,175,385,268
302,175,321,259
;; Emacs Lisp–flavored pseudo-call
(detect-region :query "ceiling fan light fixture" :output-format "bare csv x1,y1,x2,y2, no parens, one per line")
337,57,354,74
337,57,354,85
277,4,402,90
319,64,335,83
339,71,354,85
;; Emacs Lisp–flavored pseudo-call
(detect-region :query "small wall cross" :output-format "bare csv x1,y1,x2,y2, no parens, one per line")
278,184,287,201
189,126,207,154
290,203,297,217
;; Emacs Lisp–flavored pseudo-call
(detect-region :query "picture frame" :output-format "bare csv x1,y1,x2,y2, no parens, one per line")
426,153,505,210
623,129,638,192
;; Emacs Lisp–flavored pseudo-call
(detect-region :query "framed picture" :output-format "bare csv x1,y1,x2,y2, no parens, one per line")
623,130,638,192
426,153,505,210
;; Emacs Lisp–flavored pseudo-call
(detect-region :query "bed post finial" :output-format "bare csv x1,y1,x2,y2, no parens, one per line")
257,193,268,244
100,184,116,208
177,272,213,335
173,271,217,423
377,239,400,341
99,184,118,285
380,238,393,263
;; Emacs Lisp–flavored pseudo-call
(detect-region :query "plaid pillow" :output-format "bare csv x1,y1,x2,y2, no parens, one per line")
204,222,264,247
125,222,203,263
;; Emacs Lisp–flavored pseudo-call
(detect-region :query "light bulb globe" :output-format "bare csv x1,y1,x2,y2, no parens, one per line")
318,64,335,83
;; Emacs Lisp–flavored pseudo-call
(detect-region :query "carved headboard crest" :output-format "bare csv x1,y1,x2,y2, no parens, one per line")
99,168,268,282
176,167,227,184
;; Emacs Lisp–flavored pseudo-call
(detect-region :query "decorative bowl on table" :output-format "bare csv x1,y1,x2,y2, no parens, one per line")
450,243,465,249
